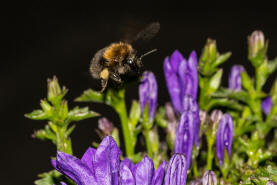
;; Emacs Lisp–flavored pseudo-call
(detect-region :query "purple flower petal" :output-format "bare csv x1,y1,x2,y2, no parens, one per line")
152,160,166,185
262,96,273,115
187,51,198,99
55,151,97,185
164,50,198,114
174,110,195,168
170,50,184,72
164,154,187,185
119,163,135,185
228,65,245,91
135,156,155,185
121,158,136,175
216,114,233,166
81,147,96,173
94,136,121,185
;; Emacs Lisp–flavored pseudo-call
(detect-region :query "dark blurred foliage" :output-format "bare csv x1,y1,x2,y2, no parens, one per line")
1,1,277,184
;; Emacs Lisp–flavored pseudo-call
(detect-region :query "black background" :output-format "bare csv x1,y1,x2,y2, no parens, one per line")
1,1,277,184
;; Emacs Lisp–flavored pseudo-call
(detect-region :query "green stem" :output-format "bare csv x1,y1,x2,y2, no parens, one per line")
206,139,214,170
193,160,199,177
144,128,153,158
114,99,134,158
56,126,73,154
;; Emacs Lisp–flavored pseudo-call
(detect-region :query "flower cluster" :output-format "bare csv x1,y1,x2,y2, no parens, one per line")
27,30,277,185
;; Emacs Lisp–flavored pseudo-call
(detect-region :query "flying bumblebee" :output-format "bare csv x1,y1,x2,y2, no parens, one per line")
89,22,160,92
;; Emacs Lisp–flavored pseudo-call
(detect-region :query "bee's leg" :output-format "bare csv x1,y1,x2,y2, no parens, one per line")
100,68,109,92
100,79,108,93
110,71,122,84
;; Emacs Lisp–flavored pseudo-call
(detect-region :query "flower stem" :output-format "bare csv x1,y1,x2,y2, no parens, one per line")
144,128,153,158
193,160,199,177
206,138,214,170
113,89,134,158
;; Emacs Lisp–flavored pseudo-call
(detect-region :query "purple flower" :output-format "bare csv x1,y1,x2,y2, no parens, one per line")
52,136,121,185
119,156,166,185
262,96,273,115
202,171,217,185
183,95,200,147
164,154,187,185
174,105,195,168
139,71,158,121
228,65,245,91
216,114,233,166
267,180,277,185
164,50,198,114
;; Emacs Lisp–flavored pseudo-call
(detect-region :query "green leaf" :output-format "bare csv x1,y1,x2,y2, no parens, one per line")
208,69,223,93
75,89,105,103
212,52,232,68
212,88,250,103
25,109,49,120
206,98,243,111
34,170,63,185
241,71,254,92
154,107,168,128
33,125,56,142
68,106,99,122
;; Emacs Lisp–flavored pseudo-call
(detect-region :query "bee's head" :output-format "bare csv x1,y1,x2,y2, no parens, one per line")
126,49,157,73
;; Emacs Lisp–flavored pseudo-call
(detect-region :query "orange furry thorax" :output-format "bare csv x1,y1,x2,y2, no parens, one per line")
103,42,133,66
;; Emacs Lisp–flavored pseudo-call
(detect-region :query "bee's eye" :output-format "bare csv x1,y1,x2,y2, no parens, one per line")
127,59,133,64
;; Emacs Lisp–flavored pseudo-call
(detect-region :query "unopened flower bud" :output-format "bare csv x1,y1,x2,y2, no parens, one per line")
165,102,177,122
216,114,233,166
189,179,202,185
98,118,114,136
47,76,66,104
248,31,265,58
164,154,187,185
202,170,217,185
199,110,208,124
261,96,273,115
139,71,158,122
210,109,223,124
228,65,245,91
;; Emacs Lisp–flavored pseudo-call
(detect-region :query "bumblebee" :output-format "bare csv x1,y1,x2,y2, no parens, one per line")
89,22,160,92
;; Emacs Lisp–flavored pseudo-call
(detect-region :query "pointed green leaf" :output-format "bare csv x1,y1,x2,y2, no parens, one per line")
75,89,105,103
68,106,99,122
25,109,49,120
208,69,223,93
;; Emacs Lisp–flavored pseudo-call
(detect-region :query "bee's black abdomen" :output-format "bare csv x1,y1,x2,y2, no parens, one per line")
89,47,107,79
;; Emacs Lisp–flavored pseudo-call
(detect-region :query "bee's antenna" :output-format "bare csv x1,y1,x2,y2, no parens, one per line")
140,49,158,59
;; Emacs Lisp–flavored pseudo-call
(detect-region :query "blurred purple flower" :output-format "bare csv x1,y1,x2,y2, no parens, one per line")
164,50,198,114
164,154,187,185
52,136,121,185
261,96,273,115
98,117,114,136
228,65,245,91
139,71,158,121
267,180,277,185
119,157,166,185
174,106,195,168
216,114,233,166
202,171,217,185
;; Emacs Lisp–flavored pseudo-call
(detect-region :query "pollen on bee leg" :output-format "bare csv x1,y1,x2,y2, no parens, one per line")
100,68,109,79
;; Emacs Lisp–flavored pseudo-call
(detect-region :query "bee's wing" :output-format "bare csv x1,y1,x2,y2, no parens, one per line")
132,22,160,44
